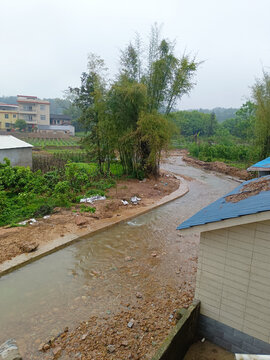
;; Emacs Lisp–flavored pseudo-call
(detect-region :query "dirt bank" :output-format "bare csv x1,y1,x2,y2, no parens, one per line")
0,173,179,265
168,149,253,180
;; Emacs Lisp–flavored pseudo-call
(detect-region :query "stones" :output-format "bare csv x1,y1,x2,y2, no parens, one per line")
135,292,142,299
75,216,87,226
151,252,157,257
52,346,62,357
107,344,116,353
19,242,38,253
0,339,22,360
127,319,135,328
81,333,88,340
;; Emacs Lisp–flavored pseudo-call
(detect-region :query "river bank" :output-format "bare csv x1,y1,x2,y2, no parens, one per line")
0,171,188,276
168,149,252,180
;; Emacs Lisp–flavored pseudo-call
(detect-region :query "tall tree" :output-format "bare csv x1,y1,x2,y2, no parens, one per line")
69,54,112,173
252,72,270,158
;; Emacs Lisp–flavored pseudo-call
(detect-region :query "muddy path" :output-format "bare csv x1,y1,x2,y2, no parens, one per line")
0,155,238,359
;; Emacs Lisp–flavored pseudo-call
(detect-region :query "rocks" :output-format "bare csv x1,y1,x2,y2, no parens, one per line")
75,216,87,226
107,344,116,353
127,319,135,328
151,252,157,257
125,256,133,262
52,346,62,357
135,292,142,299
19,242,38,253
0,339,22,360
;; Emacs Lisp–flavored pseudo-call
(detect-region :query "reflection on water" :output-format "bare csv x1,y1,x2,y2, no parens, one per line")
0,157,237,357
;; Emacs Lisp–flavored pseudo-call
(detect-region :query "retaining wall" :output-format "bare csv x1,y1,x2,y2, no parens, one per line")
151,300,200,360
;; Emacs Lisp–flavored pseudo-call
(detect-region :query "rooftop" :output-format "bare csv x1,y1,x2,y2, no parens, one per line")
0,135,33,150
247,157,270,172
177,176,270,231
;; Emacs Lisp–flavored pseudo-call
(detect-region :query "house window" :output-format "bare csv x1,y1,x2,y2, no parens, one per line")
23,105,33,111
5,122,10,128
5,114,9,119
13,114,16,118
40,115,46,120
40,105,45,110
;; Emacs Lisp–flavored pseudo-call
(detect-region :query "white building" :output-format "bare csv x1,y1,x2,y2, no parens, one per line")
0,135,33,167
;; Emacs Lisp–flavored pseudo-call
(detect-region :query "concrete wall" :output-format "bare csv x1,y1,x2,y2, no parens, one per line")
0,148,32,167
196,220,270,350
151,301,200,360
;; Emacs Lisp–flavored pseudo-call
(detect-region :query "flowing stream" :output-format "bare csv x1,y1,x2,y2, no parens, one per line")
0,156,238,358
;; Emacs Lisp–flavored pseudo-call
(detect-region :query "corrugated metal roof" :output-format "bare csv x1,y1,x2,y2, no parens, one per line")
247,157,270,171
0,135,33,150
177,176,270,230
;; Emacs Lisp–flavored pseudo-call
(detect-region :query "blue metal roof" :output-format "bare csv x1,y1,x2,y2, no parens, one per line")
248,157,270,171
177,176,270,230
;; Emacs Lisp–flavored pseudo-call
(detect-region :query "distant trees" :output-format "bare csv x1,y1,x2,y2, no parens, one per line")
252,72,270,158
70,25,199,177
222,101,256,140
169,110,218,137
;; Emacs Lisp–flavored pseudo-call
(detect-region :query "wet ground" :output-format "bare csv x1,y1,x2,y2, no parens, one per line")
0,155,238,358
184,340,234,360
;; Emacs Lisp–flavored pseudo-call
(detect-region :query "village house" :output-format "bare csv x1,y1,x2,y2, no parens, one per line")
178,176,270,354
0,135,33,167
0,103,18,130
248,157,270,177
17,95,50,130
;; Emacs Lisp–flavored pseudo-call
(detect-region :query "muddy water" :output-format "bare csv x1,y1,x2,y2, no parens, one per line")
0,156,238,357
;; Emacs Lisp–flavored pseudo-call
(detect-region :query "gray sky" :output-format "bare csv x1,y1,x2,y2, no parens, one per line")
1,0,270,109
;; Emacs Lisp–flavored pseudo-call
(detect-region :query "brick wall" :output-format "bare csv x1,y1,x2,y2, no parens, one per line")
196,220,270,346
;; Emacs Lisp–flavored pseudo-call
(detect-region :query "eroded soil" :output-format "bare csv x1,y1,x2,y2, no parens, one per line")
0,173,179,265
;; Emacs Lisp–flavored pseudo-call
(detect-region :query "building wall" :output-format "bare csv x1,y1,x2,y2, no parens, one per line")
0,110,18,130
196,221,270,345
17,96,50,127
0,148,32,167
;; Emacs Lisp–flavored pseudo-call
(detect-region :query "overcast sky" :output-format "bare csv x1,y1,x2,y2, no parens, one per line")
1,0,270,109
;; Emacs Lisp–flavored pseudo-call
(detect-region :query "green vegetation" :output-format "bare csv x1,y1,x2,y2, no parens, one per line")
26,138,80,147
70,25,199,177
170,100,260,167
0,159,117,226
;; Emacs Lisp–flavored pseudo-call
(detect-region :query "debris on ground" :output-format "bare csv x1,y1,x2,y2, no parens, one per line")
80,195,106,204
225,177,270,203
0,339,22,360
130,196,141,204
18,218,37,226
121,200,129,205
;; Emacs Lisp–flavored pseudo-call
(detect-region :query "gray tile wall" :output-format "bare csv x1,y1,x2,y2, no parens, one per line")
198,314,270,354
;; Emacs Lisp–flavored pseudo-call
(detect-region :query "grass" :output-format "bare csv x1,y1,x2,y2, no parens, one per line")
26,138,80,147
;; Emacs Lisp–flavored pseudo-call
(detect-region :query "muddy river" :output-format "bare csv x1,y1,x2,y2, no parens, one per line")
0,156,238,358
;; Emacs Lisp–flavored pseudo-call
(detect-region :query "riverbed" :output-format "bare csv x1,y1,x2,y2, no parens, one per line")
0,155,238,358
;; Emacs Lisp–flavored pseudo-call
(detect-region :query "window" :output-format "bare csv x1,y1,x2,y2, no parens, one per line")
23,105,33,111
40,115,46,120
5,123,10,128
5,114,9,119
13,114,16,118
40,105,45,110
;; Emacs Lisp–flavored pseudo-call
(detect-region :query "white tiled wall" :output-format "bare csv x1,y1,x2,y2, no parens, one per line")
196,220,270,343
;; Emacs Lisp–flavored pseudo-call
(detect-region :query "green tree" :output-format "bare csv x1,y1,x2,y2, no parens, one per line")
222,101,255,140
15,119,27,131
69,54,113,174
252,72,270,158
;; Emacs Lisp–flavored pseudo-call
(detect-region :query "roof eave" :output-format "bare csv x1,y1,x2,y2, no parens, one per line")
178,210,270,234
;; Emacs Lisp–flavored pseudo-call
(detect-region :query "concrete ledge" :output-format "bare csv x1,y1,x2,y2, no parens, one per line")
0,175,189,278
151,300,200,360
198,314,270,355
